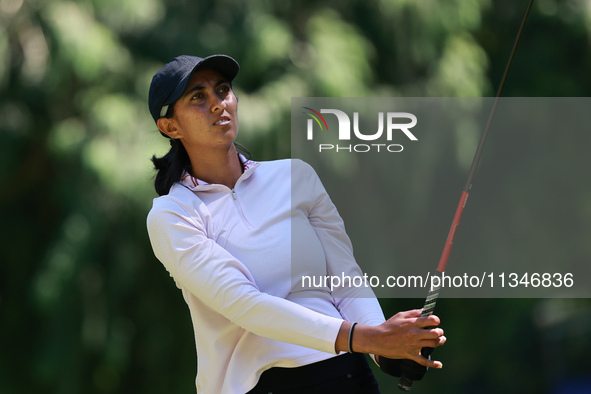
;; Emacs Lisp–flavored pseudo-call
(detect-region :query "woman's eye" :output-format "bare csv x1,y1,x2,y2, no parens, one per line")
191,93,204,100
218,85,230,94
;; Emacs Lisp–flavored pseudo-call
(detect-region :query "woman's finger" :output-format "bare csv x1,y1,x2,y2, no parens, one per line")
397,309,422,319
421,327,444,339
416,314,440,328
408,353,443,369
419,335,447,348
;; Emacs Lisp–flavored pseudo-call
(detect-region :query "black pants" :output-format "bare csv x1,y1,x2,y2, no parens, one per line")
246,353,380,394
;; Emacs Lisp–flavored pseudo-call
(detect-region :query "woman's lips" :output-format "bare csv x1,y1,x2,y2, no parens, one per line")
214,117,231,126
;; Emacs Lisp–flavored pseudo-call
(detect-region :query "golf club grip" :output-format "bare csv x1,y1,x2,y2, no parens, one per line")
422,271,443,317
396,273,442,390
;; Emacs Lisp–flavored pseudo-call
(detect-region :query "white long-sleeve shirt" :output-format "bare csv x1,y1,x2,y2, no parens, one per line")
146,157,386,394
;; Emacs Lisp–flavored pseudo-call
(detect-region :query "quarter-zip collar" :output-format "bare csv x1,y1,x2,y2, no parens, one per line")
179,153,260,192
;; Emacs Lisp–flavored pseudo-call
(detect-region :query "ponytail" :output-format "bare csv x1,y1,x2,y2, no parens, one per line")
151,138,190,196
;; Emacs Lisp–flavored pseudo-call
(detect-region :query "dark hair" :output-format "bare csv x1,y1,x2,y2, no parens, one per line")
151,138,190,196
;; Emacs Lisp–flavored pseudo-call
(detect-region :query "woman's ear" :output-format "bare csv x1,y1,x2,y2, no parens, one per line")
157,117,181,139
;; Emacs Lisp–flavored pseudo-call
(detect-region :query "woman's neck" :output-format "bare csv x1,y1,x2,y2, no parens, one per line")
187,145,243,189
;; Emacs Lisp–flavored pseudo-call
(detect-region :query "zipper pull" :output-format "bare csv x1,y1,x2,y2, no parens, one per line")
231,189,237,200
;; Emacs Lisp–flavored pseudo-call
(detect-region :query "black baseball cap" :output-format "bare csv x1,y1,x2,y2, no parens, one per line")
148,54,240,123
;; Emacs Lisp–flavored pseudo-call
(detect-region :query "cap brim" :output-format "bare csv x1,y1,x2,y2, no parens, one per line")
196,54,240,83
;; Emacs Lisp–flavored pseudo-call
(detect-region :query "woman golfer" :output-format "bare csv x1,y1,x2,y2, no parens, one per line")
146,54,445,394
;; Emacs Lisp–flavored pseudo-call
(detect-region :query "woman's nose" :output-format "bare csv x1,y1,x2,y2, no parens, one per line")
210,94,226,112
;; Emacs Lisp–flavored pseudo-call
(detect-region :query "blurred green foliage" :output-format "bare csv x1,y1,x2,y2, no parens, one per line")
1,0,590,393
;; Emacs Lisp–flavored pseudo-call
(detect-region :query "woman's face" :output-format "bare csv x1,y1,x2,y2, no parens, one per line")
160,68,238,153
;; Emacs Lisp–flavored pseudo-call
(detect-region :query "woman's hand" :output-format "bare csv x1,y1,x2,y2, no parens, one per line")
336,309,446,368
374,309,445,367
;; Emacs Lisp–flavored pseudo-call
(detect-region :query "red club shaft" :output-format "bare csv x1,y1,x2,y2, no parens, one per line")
437,190,469,272
435,0,534,274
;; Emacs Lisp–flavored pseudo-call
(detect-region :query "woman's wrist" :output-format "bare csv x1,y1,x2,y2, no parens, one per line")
351,323,379,355
335,321,351,353
335,321,379,355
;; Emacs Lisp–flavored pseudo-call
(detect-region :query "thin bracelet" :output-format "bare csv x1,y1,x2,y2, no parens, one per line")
348,322,358,354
